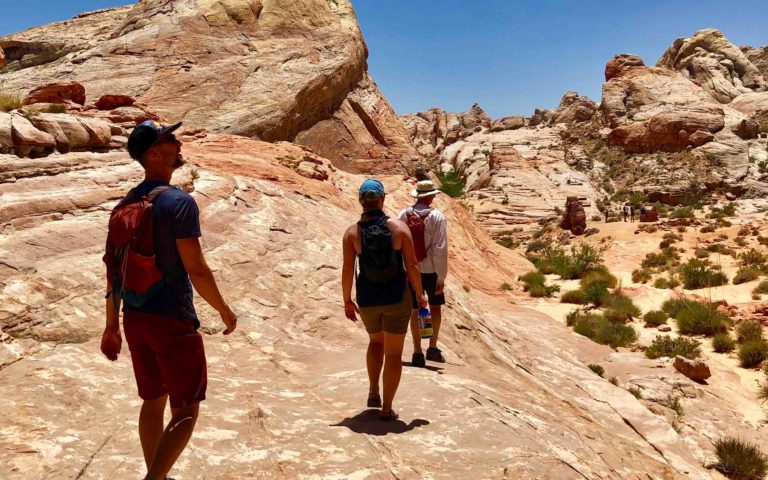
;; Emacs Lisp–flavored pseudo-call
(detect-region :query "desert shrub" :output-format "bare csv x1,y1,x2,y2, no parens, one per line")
628,385,642,399
528,283,560,298
713,437,768,480
643,310,668,326
713,333,737,353
521,271,545,288
609,376,619,386
653,277,670,289
738,226,751,237
733,267,762,285
738,249,768,269
662,298,689,317
500,283,512,291
561,289,587,304
675,301,730,336
435,169,464,197
572,314,638,348
753,280,768,295
695,248,710,259
645,335,701,360
566,308,595,327
735,237,747,247
531,243,605,280
706,243,736,256
587,364,605,377
736,319,764,344
526,239,549,254
642,248,680,269
739,340,767,368
582,282,610,306
579,267,618,289
660,394,684,417
602,293,641,322
670,207,694,219
45,104,67,114
700,225,716,233
0,92,23,112
566,243,606,279
680,259,728,289
632,268,652,284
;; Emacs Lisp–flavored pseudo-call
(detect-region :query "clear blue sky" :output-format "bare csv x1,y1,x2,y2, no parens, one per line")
2,1,767,119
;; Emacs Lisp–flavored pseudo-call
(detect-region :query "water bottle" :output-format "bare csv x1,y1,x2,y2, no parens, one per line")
418,307,433,339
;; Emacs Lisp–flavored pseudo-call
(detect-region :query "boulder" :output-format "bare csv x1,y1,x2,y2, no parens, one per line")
490,115,525,132
0,46,5,68
94,95,135,110
76,116,112,149
673,355,711,382
0,112,12,153
529,108,553,127
551,91,597,124
732,118,759,140
30,113,98,152
657,29,765,103
24,82,86,107
559,196,587,235
607,104,724,153
605,54,646,81
10,113,56,156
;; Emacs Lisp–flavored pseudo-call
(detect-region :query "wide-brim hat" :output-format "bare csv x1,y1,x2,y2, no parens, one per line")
411,179,441,198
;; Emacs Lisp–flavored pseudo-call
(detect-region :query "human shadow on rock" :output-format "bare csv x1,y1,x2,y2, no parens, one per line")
402,361,444,374
331,409,430,436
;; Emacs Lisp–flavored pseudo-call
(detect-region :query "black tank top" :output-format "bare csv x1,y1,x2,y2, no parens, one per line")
355,210,407,308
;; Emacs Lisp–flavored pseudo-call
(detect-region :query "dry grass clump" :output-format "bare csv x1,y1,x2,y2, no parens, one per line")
712,437,768,480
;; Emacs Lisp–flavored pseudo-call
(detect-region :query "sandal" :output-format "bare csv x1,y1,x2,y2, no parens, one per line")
379,409,399,422
367,392,382,408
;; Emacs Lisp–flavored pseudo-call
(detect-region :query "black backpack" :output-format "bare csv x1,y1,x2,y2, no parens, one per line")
358,215,400,284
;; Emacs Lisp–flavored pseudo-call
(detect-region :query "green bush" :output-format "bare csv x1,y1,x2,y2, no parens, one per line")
561,289,587,304
695,248,710,259
645,335,701,359
680,259,728,289
435,170,464,197
632,268,652,284
670,207,694,219
736,319,764,344
521,271,545,288
602,293,641,322
500,283,512,291
733,267,762,285
528,283,560,298
653,277,670,289
662,298,689,318
566,243,607,280
753,280,768,295
713,333,737,353
579,268,618,289
643,310,668,326
738,248,768,269
531,243,606,280
707,243,736,256
587,364,605,377
566,308,597,327
641,248,680,269
582,282,610,306
675,301,730,336
573,314,638,348
526,240,549,254
739,340,767,368
700,224,716,233
713,437,768,480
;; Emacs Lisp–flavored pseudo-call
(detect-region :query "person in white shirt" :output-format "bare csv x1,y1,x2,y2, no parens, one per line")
397,180,448,366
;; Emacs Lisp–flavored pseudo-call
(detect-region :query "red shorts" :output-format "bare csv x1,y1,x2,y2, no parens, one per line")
123,311,207,408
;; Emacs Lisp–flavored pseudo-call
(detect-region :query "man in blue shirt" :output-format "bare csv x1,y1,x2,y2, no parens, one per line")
101,120,237,480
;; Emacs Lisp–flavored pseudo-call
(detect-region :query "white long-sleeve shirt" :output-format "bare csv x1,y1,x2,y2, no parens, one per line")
397,203,448,282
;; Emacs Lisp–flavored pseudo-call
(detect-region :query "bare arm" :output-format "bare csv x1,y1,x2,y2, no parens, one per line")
177,237,237,334
342,226,359,321
395,220,427,308
101,279,122,361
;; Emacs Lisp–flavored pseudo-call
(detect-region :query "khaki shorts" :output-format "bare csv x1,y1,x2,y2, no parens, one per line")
360,289,412,335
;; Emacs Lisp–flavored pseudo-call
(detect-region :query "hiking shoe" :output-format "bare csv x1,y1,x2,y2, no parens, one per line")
426,346,445,363
412,352,425,368
367,392,382,408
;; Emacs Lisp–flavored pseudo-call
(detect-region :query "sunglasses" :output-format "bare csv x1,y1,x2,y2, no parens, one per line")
158,133,177,144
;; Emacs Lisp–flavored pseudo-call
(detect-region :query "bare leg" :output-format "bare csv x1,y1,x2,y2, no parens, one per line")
367,332,384,395
139,395,168,469
429,305,442,349
382,332,406,413
409,310,422,354
144,403,199,480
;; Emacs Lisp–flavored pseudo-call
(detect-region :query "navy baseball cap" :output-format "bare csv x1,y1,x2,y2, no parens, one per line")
127,120,182,160
359,179,385,200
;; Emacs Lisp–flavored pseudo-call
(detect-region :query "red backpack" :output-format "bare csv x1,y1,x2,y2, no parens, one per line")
405,207,429,262
103,186,173,310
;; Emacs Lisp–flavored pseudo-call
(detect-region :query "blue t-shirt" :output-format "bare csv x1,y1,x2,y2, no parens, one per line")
121,180,201,326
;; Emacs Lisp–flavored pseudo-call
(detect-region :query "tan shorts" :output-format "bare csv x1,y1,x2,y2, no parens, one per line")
360,289,412,335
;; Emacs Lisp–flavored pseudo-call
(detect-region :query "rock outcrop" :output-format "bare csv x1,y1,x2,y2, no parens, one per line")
560,196,588,235
658,29,766,103
529,91,597,127
0,0,418,172
401,103,492,159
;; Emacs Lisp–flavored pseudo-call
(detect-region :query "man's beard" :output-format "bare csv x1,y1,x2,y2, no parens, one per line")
173,152,185,168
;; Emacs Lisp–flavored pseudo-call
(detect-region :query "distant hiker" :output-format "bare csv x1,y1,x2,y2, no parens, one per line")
603,208,609,223
630,205,635,223
101,120,237,480
623,204,630,222
342,179,428,421
398,179,449,367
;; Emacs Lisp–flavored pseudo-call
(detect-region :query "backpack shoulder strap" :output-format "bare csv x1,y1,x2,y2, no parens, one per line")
147,185,175,202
